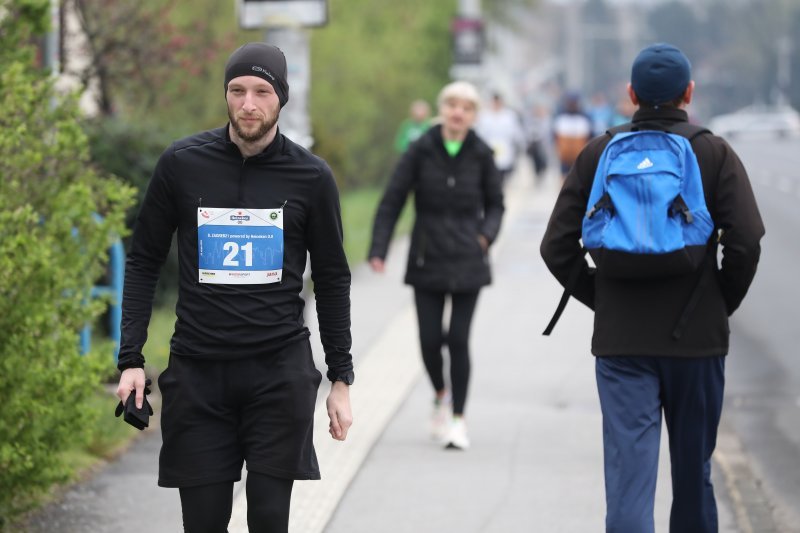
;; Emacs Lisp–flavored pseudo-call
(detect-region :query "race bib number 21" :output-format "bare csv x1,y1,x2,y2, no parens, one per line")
197,207,283,284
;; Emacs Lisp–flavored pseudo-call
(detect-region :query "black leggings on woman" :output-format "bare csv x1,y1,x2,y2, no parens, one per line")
178,472,293,533
413,288,480,416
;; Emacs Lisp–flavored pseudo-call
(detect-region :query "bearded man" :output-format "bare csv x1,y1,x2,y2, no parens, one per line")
115,42,354,533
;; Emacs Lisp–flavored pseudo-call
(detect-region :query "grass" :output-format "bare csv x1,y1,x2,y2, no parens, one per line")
340,186,413,267
140,303,176,375
81,389,140,459
51,310,175,495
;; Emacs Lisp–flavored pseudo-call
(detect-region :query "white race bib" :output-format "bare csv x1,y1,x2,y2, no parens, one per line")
197,207,283,284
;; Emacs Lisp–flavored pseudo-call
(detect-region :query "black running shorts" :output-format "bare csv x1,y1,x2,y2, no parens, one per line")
156,339,322,487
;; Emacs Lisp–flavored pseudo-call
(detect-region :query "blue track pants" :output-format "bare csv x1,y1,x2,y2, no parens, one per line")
595,356,725,533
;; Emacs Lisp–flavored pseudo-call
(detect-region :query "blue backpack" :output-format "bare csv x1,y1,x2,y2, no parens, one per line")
582,124,714,278
544,123,716,337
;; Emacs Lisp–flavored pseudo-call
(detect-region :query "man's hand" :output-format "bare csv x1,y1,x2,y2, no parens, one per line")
369,257,385,274
326,381,353,441
117,367,147,410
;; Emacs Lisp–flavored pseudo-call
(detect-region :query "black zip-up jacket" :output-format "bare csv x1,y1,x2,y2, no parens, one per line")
369,126,505,292
117,126,353,382
541,107,764,357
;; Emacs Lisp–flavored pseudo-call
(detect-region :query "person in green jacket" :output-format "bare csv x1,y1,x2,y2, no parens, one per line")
394,99,432,152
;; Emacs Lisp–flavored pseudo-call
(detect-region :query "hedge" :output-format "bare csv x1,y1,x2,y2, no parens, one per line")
0,60,135,525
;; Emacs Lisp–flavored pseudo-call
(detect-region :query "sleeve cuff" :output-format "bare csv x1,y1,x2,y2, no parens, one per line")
326,369,355,385
117,353,146,372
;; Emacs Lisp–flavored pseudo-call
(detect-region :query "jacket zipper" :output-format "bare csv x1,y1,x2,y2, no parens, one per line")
416,228,427,267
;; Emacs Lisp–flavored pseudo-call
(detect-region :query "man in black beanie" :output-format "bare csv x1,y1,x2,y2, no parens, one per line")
224,42,290,107
116,42,354,533
223,42,290,151
541,43,764,532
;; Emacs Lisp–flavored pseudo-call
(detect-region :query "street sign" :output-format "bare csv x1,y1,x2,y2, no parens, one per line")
452,17,484,65
238,0,328,29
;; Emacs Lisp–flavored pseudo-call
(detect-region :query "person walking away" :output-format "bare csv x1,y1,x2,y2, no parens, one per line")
115,42,354,533
523,102,552,184
368,81,504,450
587,91,614,133
552,91,593,180
475,92,526,184
609,91,637,128
540,43,764,533
394,99,432,153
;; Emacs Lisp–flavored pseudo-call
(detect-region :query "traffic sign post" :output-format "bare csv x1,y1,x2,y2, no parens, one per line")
238,0,328,29
450,16,484,83
237,0,325,149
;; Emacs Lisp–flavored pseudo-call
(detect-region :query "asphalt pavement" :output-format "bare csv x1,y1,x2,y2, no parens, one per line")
321,165,740,533
22,162,748,532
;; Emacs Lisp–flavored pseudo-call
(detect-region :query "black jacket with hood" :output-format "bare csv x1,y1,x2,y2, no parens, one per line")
117,126,353,382
369,125,505,292
541,107,764,357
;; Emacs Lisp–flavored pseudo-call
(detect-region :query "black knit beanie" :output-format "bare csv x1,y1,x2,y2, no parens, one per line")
224,43,289,107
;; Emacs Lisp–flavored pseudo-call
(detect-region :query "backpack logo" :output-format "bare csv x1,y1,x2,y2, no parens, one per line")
581,129,714,279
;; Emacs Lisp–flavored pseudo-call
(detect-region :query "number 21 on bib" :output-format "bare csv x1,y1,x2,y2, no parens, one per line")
197,207,284,284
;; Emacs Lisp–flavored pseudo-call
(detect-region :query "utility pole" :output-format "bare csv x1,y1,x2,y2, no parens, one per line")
564,0,582,91
238,0,327,149
777,35,792,107
450,0,484,85
460,0,480,17
43,0,60,72
617,6,641,68
267,28,313,148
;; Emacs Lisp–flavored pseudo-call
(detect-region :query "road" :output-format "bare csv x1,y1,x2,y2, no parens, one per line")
722,135,800,532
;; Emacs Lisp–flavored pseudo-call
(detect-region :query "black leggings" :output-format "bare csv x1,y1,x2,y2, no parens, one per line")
178,472,293,533
413,288,480,416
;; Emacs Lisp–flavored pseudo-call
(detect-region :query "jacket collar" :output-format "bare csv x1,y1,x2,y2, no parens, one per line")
427,124,481,155
632,106,689,124
222,124,285,159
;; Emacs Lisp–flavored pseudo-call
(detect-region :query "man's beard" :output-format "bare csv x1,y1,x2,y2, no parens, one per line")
229,109,279,143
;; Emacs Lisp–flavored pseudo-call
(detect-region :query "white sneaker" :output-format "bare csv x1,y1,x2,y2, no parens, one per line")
430,398,451,441
443,417,470,450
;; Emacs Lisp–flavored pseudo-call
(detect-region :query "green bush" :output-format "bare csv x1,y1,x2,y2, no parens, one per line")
82,118,172,215
0,61,135,525
83,118,179,305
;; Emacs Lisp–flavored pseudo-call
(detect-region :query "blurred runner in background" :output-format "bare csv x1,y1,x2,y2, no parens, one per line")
552,91,593,180
476,92,527,184
394,99,432,153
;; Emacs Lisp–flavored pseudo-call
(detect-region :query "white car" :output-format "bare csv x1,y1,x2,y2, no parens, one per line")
708,105,800,139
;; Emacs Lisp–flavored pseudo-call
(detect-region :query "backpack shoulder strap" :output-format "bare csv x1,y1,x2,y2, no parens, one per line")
665,121,714,339
672,238,718,339
607,121,711,142
605,124,634,138
665,122,711,142
542,247,588,336
543,124,633,336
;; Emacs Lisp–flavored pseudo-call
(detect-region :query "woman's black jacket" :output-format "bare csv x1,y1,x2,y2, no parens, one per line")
369,125,505,292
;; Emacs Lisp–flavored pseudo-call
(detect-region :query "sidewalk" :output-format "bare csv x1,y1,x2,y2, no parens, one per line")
23,163,741,532
315,164,740,532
